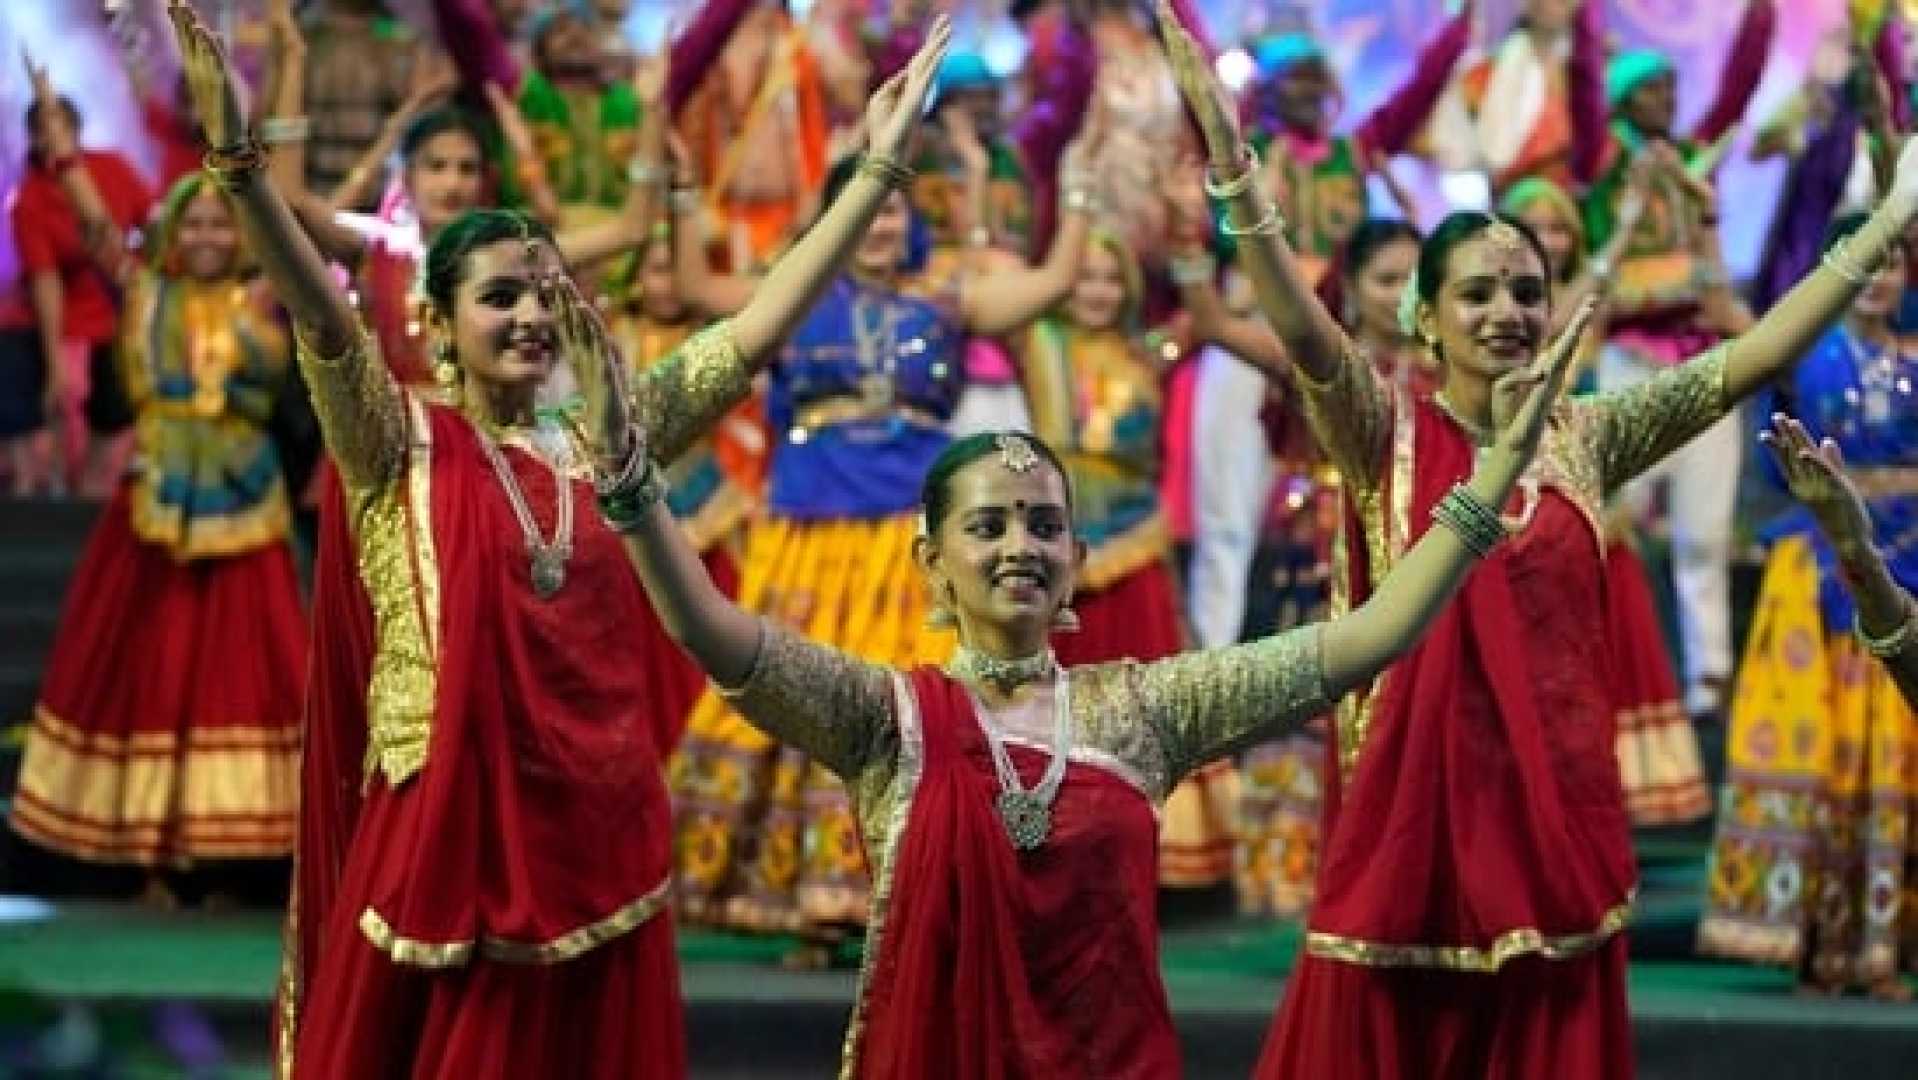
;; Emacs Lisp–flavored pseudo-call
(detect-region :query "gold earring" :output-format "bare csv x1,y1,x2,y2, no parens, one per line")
1051,600,1081,634
433,339,460,388
926,582,958,630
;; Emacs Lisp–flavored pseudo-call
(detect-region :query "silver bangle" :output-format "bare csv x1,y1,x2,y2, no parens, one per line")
626,158,668,186
260,117,312,144
1169,252,1217,286
1061,186,1100,216
1823,237,1877,286
1203,145,1261,200
1856,597,1918,658
1221,200,1284,238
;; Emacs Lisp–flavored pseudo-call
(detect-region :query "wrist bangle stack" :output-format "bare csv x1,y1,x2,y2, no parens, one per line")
1856,597,1918,658
1169,251,1217,286
260,117,312,145
1061,186,1100,216
857,153,915,190
1823,236,1879,286
203,136,267,191
1430,483,1506,558
596,439,668,532
1221,200,1284,238
1204,145,1261,200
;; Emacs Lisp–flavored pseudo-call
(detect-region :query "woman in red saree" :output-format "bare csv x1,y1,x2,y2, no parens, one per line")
1155,6,1918,1075
168,5,954,1074
598,282,1593,1071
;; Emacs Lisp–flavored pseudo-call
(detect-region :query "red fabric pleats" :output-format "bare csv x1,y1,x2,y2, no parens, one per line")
293,911,685,1079
1051,560,1185,667
12,485,304,865
851,669,1182,1079
1258,938,1633,1080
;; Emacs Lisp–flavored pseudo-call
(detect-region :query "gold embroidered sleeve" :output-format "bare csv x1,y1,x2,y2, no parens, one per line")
1590,342,1732,495
293,324,405,493
632,320,751,467
1293,339,1392,493
1132,626,1332,786
718,622,899,778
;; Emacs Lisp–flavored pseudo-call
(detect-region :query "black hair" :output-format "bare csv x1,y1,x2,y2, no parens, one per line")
1825,211,1871,252
400,106,490,166
815,155,932,273
920,431,1073,536
25,96,81,162
1415,211,1552,307
422,208,555,313
1342,218,1422,283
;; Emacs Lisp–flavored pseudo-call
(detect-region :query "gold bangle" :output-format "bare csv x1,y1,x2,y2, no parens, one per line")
203,136,266,190
1220,199,1284,237
1204,145,1261,200
857,153,915,190
1857,596,1918,658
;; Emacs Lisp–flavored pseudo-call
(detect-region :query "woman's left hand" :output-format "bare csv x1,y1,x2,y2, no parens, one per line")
1762,412,1875,551
550,274,635,470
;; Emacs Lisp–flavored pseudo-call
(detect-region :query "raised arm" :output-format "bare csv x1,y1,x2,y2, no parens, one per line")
26,55,131,280
168,0,401,491
430,0,521,98
558,53,670,269
1762,414,1918,707
1157,2,1386,478
1148,298,1598,779
1352,0,1474,160
554,273,894,776
957,115,1098,338
1690,0,1776,147
1567,0,1608,185
1163,158,1289,377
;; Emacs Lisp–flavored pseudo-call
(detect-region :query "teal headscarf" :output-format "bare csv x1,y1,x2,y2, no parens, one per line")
1606,49,1674,111
1253,33,1327,80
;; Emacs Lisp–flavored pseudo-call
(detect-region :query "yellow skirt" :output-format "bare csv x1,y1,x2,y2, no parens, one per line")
667,513,954,934
1698,535,1918,983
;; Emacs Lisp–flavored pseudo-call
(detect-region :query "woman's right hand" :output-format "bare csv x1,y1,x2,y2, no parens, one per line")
167,0,248,149
1155,0,1243,172
1483,295,1598,481
862,14,951,165
1762,412,1875,552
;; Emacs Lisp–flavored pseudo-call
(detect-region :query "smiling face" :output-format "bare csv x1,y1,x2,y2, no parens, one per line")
917,449,1084,650
406,129,487,235
437,237,563,392
1065,239,1130,332
172,187,242,282
1421,227,1552,384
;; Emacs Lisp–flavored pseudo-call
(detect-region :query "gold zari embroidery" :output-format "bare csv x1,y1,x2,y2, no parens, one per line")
1305,895,1635,972
632,321,751,466
357,876,673,968
359,396,440,786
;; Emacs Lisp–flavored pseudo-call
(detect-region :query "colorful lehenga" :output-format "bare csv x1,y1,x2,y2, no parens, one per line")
1257,342,1733,1078
1698,325,1918,985
715,604,1331,1075
11,268,303,867
281,316,750,1075
668,276,964,934
1018,315,1235,887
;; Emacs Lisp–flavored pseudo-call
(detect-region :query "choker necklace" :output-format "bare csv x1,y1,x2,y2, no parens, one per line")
949,644,1058,692
472,418,575,600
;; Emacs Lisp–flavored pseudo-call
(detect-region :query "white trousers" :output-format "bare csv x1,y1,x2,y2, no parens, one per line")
1187,346,1275,649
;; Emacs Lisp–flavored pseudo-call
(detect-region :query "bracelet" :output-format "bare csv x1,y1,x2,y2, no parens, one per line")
668,186,701,216
1589,257,1616,283
857,153,915,190
1204,145,1261,200
967,224,993,249
1168,251,1217,286
626,158,668,186
203,136,267,190
260,117,312,144
593,431,646,498
1221,199,1284,238
598,457,669,532
1430,484,1506,558
1061,186,1100,216
1823,236,1878,286
1856,597,1918,658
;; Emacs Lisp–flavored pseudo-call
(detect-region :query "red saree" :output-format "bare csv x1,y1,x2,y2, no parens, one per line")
281,401,683,1078
1257,398,1638,1079
848,667,1182,1078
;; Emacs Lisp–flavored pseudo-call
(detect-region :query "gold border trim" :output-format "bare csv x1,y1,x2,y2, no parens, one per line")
838,674,925,1079
1305,893,1635,972
357,875,673,969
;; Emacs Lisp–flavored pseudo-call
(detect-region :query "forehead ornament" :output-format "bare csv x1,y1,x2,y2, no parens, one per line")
1483,220,1527,260
996,433,1039,474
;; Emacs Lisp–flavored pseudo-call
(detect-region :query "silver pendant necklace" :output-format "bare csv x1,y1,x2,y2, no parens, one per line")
472,419,575,600
955,649,1072,851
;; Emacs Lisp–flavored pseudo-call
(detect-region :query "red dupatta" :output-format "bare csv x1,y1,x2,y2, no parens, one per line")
1306,396,1637,968
849,668,1181,1079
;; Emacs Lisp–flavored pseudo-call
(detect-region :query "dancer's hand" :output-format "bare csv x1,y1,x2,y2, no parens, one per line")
1762,413,1874,552
167,0,248,149
1156,0,1241,173
1485,295,1597,476
550,273,636,470
22,50,77,160
863,14,950,164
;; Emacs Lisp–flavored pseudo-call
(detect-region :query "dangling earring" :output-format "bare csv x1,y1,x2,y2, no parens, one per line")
1051,598,1081,634
925,581,957,630
433,338,460,389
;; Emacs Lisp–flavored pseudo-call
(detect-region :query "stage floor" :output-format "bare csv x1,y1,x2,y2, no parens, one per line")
2,889,1913,1078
